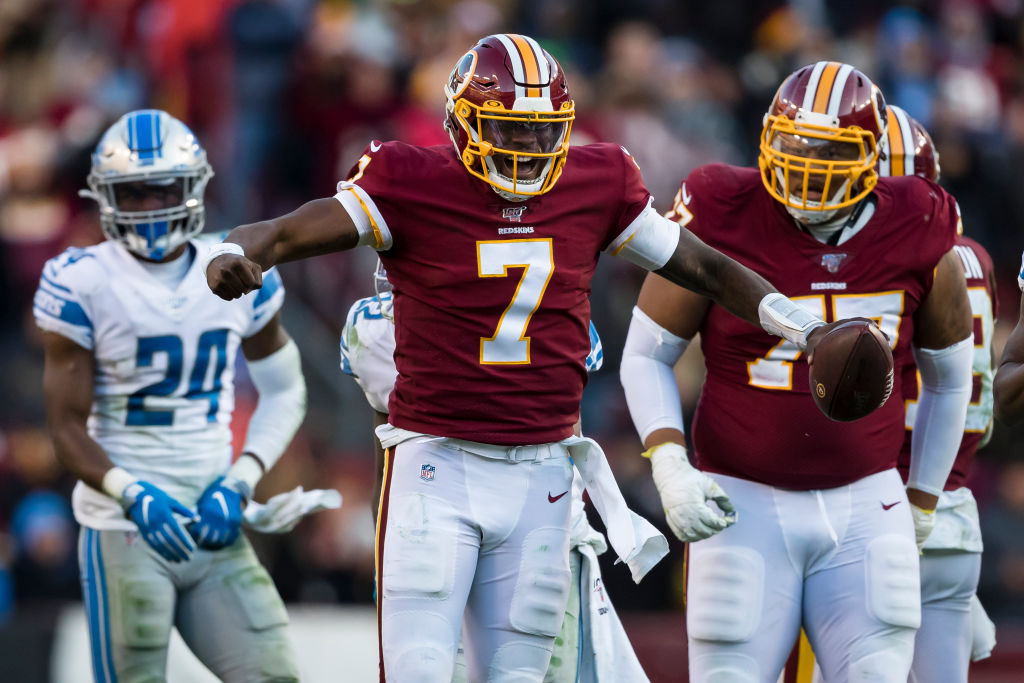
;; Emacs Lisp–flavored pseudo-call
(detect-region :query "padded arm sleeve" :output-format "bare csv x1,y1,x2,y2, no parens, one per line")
908,336,974,496
242,340,307,475
610,203,681,271
620,306,689,442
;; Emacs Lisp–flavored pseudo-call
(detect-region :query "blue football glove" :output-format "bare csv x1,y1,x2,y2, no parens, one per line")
188,476,250,550
121,481,198,563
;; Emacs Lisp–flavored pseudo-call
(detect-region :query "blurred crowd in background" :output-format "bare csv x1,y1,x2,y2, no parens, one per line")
2,0,1024,662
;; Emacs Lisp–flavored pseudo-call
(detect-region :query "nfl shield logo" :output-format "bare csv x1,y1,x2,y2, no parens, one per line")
821,253,848,273
502,206,527,222
420,464,436,481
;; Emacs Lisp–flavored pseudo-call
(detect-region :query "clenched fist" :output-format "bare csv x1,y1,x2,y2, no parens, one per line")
205,248,263,300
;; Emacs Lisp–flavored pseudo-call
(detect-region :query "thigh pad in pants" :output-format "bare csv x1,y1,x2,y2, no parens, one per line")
510,527,572,637
383,493,458,599
864,534,921,629
115,578,175,649
687,547,764,642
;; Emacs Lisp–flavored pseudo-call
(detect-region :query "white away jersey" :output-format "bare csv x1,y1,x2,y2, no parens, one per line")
34,239,285,529
339,293,603,414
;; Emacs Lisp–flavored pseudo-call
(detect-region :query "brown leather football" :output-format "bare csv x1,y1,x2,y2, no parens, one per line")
808,320,894,422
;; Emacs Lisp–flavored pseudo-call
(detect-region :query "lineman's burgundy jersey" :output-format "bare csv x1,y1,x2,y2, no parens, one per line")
897,235,996,490
666,164,958,489
343,141,650,444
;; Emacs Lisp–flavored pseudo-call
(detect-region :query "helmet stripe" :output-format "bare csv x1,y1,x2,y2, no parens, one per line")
812,61,841,113
495,34,526,100
521,34,551,98
510,34,542,98
896,107,916,176
801,61,829,112
134,111,156,161
888,108,906,176
825,63,855,118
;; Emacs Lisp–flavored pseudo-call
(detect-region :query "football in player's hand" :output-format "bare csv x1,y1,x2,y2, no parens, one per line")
807,320,894,422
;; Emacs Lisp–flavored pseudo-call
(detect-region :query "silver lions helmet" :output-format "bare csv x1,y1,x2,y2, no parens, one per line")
81,109,213,260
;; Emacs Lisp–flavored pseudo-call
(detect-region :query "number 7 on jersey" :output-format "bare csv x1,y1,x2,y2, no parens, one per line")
477,239,554,365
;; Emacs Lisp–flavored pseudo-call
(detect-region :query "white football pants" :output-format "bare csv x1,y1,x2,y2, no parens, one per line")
686,468,920,683
375,436,575,682
909,550,981,683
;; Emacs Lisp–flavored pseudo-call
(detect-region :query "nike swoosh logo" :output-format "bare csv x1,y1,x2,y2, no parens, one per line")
142,496,152,525
548,491,568,503
213,491,229,517
881,501,901,510
370,141,382,152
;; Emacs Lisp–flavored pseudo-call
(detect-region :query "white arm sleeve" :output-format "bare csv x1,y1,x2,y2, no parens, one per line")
620,306,690,442
609,203,681,271
758,292,825,349
241,340,307,476
908,336,974,496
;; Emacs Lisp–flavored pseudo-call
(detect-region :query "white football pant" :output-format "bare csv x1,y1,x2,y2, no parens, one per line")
376,436,574,682
686,469,919,683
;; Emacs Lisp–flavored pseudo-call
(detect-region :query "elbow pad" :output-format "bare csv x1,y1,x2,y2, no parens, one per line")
242,340,307,476
620,306,689,442
611,204,681,271
908,336,974,496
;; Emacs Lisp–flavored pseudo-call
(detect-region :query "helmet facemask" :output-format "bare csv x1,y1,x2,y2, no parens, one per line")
80,109,214,261
760,111,881,224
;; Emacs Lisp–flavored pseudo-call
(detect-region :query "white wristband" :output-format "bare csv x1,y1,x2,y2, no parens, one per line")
228,453,265,495
758,292,825,349
200,242,246,276
101,466,138,503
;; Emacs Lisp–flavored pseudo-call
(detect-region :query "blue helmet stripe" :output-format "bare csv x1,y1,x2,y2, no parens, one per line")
132,110,160,162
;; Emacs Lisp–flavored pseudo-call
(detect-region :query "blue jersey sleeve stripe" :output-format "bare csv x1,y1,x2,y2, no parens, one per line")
253,269,283,308
34,289,93,329
41,272,73,294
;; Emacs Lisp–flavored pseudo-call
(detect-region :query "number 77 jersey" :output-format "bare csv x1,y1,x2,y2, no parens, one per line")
666,164,959,489
335,140,651,445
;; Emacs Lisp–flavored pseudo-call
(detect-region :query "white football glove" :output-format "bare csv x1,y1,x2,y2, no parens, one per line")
909,502,936,551
645,442,736,542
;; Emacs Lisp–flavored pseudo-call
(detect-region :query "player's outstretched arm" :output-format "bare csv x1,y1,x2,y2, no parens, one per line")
43,332,198,562
907,248,974,545
994,289,1024,424
208,198,360,300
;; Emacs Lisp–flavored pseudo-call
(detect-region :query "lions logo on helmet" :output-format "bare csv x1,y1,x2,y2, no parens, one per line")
443,34,575,201
80,109,213,260
759,62,888,224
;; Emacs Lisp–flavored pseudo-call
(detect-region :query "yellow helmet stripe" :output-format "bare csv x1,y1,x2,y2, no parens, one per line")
888,108,906,176
812,61,842,113
510,34,543,98
495,34,527,99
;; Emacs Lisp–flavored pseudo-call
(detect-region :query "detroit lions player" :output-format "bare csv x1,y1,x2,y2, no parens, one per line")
340,261,649,682
36,110,306,682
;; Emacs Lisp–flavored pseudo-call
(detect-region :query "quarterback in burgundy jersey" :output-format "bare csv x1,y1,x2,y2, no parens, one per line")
205,35,861,683
622,63,974,683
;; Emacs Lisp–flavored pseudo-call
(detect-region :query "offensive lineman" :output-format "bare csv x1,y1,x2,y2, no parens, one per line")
205,35,867,682
36,110,306,682
621,64,974,682
340,263,649,681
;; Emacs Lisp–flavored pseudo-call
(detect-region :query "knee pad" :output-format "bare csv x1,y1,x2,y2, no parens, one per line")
510,527,572,637
383,611,457,682
223,564,290,631
689,652,759,683
490,641,555,682
383,493,457,599
865,534,920,629
115,578,175,649
686,547,764,642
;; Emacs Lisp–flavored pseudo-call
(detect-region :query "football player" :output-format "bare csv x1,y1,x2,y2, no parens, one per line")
205,35,864,682
340,261,649,682
36,110,306,682
621,64,974,682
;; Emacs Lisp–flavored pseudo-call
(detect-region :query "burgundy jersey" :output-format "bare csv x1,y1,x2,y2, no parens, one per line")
666,164,958,489
897,235,996,490
345,141,650,444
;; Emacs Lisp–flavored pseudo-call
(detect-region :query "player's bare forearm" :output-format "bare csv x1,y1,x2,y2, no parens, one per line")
994,296,1024,424
655,228,774,328
42,332,114,491
226,198,360,270
914,249,973,350
643,428,686,451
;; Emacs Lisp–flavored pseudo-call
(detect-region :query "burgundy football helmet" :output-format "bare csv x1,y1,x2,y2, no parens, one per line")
759,61,888,223
444,34,575,200
878,105,940,182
